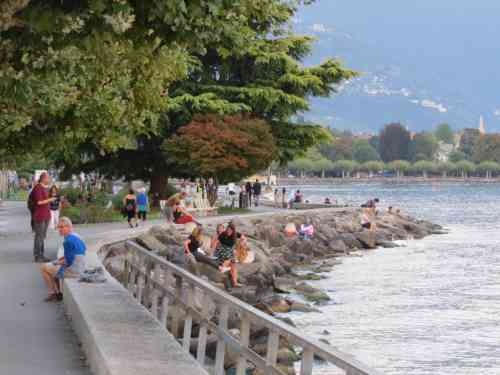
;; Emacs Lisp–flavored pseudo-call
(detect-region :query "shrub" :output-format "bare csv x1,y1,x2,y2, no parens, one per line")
61,205,116,224
59,187,82,206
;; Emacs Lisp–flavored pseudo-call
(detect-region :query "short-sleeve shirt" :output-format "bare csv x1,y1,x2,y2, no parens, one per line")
32,184,51,222
64,233,86,268
136,193,148,206
49,196,60,211
218,232,242,248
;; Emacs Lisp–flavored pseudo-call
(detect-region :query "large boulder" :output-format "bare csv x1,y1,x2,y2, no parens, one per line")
353,231,377,249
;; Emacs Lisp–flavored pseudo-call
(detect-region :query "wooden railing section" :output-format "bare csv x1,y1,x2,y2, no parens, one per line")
124,240,382,375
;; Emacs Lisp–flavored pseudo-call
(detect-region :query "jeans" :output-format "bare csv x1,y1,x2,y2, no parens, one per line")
33,220,49,258
254,194,260,207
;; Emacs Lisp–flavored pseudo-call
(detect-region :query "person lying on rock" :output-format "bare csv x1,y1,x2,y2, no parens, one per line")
299,222,314,240
39,217,86,302
184,227,218,268
213,223,245,288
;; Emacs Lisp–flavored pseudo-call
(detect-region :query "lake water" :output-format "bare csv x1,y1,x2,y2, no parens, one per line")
288,182,500,375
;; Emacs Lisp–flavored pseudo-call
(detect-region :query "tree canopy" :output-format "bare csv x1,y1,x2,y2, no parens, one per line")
0,0,357,194
379,123,411,162
435,123,454,144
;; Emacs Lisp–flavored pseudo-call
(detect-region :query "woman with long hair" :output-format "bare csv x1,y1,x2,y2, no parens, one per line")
123,188,137,228
213,223,244,287
48,185,61,230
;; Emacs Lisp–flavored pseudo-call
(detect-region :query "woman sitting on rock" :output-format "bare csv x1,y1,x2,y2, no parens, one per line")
184,227,218,268
213,223,245,287
361,207,376,232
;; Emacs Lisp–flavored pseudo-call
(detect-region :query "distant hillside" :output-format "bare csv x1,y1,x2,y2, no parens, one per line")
296,0,500,133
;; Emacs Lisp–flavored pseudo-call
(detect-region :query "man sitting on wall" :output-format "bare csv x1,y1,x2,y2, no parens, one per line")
39,217,86,302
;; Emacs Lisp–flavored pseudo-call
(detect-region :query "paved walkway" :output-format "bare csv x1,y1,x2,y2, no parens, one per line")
0,200,284,374
0,201,165,375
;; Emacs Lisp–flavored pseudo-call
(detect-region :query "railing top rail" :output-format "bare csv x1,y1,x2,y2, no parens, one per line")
125,240,383,375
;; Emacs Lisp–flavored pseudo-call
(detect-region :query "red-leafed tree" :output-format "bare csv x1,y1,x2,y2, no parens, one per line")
163,115,276,183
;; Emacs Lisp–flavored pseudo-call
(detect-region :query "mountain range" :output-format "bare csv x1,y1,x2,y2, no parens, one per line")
296,0,500,133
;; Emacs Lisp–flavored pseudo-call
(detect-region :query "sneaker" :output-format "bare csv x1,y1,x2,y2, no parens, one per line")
44,294,58,302
34,256,50,263
56,292,63,301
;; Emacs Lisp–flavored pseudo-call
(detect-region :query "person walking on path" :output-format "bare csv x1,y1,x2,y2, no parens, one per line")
48,185,61,230
32,172,57,263
39,217,86,302
136,188,149,221
245,181,253,207
123,189,138,228
252,179,262,207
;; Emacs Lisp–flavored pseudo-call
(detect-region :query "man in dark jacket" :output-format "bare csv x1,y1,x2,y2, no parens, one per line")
245,181,253,207
252,179,262,207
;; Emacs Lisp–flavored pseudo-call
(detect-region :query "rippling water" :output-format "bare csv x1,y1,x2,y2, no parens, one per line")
288,182,500,375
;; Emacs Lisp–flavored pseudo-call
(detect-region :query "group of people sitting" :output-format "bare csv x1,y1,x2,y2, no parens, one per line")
184,222,249,288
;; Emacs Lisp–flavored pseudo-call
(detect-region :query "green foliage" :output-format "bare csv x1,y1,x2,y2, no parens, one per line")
412,132,439,161
361,161,385,174
61,205,116,225
455,160,476,177
379,123,411,162
288,147,333,176
437,161,456,176
476,161,500,176
59,187,82,206
1,0,357,189
352,140,380,163
448,150,466,163
472,134,500,163
412,160,436,176
459,129,480,159
332,160,358,177
387,160,410,176
435,123,455,144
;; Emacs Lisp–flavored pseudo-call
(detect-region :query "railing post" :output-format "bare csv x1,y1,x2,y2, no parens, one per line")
159,269,172,329
182,283,195,352
136,275,145,304
150,264,161,319
196,293,211,365
236,314,251,375
214,304,229,375
300,347,314,375
171,275,183,337
266,329,280,374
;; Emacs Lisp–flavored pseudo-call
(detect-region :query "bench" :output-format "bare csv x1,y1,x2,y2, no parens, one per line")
184,193,218,217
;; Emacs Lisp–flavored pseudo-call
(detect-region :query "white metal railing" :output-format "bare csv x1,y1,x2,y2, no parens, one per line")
124,240,383,375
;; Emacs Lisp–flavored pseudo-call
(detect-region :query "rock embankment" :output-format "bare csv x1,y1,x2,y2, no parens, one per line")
103,208,444,309
101,208,443,374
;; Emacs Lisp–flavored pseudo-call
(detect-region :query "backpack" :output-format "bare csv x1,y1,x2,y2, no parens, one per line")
27,189,36,212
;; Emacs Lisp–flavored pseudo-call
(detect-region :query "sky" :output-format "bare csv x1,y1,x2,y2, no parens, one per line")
297,1,500,131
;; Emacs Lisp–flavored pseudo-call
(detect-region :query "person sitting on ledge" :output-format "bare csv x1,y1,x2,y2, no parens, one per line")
294,190,304,203
39,217,86,302
173,203,200,225
184,227,218,268
213,223,245,288
324,197,332,205
165,191,188,222
361,208,376,232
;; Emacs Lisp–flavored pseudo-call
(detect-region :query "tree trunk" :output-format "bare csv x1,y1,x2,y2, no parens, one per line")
442,171,447,178
267,166,272,185
321,169,325,178
423,170,427,178
341,171,345,179
369,171,373,178
150,174,169,207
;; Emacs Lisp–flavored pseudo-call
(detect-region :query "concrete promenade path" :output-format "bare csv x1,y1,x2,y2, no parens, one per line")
0,201,165,375
0,200,281,374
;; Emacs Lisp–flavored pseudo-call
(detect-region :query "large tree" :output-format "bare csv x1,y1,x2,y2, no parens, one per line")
1,0,356,197
379,123,411,162
435,123,454,144
411,132,439,161
163,115,276,183
473,134,500,163
352,139,380,163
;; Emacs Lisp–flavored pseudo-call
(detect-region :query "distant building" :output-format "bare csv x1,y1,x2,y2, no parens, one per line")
479,115,486,135
436,142,454,162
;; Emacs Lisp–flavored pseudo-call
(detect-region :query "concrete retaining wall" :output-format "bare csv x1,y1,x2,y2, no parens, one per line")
63,226,208,375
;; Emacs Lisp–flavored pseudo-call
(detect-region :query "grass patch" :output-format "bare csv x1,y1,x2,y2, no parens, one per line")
217,207,252,216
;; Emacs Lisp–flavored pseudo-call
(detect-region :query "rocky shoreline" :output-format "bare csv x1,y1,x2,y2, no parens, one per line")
101,208,444,374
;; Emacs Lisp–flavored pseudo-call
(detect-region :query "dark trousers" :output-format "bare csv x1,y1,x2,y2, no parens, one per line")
33,220,49,258
138,211,147,220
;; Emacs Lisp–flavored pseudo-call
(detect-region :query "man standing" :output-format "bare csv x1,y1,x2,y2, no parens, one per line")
245,181,253,207
32,172,56,262
252,179,262,207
